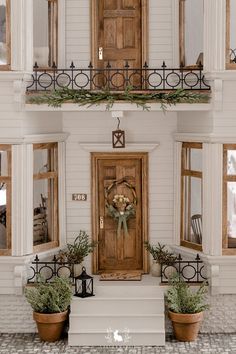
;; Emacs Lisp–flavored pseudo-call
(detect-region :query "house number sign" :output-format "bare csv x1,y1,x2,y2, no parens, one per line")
72,194,87,201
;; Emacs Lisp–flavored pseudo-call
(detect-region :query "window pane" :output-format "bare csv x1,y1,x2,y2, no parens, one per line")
0,150,9,176
33,178,57,246
183,176,202,245
0,1,7,65
227,182,236,247
229,0,236,62
184,0,204,66
227,150,236,175
33,145,57,174
182,147,202,172
33,0,57,67
0,182,7,249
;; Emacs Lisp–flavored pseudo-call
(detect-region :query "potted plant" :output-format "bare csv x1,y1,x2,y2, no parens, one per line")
57,230,97,276
166,275,209,341
25,276,72,342
144,241,177,277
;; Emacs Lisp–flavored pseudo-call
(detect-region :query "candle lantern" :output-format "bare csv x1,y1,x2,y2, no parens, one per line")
74,266,94,298
112,117,125,148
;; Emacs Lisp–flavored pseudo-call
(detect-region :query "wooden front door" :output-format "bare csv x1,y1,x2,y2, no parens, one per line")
91,0,148,89
92,153,148,274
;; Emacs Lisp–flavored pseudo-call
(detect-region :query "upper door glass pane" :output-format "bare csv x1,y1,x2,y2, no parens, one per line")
33,145,58,174
229,0,236,63
182,147,202,172
0,1,7,65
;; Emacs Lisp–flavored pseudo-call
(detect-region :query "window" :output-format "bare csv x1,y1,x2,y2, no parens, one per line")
33,0,58,68
33,143,59,252
222,145,236,253
179,0,204,67
181,143,203,251
0,0,11,70
226,0,236,69
0,145,11,255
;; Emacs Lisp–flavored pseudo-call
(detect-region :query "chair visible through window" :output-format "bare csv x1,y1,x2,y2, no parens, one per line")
191,214,202,244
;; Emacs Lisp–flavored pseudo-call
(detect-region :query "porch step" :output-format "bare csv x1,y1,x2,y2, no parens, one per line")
68,275,165,346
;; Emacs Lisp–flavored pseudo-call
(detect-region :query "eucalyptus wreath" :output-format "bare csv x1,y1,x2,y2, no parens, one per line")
105,179,137,237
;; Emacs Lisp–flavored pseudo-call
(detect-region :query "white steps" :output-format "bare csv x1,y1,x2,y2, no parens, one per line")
68,276,165,346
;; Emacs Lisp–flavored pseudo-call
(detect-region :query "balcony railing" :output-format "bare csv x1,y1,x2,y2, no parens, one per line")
26,61,211,92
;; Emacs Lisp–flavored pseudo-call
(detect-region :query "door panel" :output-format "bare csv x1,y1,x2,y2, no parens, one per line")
91,153,149,274
92,0,147,90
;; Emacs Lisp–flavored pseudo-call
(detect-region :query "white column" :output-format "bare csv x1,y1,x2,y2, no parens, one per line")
58,142,67,247
202,143,223,256
11,0,33,71
204,0,226,72
173,142,182,245
11,144,33,256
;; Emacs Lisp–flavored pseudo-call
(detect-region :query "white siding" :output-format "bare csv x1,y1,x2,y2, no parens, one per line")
65,0,174,68
63,110,177,272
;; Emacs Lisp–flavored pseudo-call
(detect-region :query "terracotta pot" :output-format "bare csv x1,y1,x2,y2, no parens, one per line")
151,262,161,277
33,310,68,342
168,311,203,342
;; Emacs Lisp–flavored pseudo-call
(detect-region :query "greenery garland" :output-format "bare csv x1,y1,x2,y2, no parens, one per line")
105,179,137,238
27,86,210,112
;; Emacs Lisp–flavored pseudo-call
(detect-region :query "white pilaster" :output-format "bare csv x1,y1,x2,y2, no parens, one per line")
173,141,182,245
204,0,226,72
172,0,180,67
58,141,67,247
202,143,223,256
12,144,33,256
11,0,33,71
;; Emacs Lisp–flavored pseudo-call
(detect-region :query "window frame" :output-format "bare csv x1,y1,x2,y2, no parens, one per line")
33,142,59,253
0,145,11,255
0,0,11,71
222,144,236,255
180,142,203,252
179,0,203,68
33,0,58,69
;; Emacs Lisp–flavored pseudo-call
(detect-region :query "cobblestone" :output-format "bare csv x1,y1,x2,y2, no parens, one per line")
0,334,236,354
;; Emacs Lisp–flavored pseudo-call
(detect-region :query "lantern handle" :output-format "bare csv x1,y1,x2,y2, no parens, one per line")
116,117,120,130
82,266,86,272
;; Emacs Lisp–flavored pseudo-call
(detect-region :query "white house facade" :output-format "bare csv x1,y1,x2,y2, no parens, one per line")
0,0,236,342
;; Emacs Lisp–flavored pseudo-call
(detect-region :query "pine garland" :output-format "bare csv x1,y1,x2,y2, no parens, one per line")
27,86,210,111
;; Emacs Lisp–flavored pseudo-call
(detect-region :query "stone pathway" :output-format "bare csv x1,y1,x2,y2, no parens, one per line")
0,334,236,354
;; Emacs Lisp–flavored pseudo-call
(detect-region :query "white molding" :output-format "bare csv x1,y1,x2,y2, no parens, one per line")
23,133,69,144
202,143,223,256
79,143,159,152
12,144,33,256
172,0,179,67
205,71,236,80
58,142,67,247
58,0,66,67
24,103,212,112
174,133,236,143
0,72,26,81
173,142,182,246
204,0,226,72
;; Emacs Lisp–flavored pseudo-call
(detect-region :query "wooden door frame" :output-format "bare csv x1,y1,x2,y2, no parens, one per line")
91,152,149,274
90,0,149,68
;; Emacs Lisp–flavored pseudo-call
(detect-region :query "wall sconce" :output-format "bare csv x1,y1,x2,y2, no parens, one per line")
112,117,125,148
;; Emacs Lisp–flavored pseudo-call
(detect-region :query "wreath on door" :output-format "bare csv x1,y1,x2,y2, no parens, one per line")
105,178,137,238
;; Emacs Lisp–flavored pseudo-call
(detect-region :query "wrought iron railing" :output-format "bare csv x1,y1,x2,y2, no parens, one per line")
26,61,211,92
161,254,207,284
27,253,207,285
27,255,77,285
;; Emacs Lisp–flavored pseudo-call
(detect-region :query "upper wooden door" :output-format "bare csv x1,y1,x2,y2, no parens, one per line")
91,0,148,70
92,153,148,274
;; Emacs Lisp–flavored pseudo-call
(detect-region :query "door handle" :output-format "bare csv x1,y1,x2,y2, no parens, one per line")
100,216,104,229
98,47,103,60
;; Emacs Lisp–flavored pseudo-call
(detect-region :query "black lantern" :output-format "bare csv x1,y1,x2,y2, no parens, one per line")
74,267,94,298
112,117,125,148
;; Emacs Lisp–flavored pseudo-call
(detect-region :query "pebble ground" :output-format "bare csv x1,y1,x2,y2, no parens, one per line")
0,334,236,354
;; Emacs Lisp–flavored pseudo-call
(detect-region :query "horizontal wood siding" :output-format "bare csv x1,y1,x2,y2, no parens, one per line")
65,0,173,68
63,111,177,272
